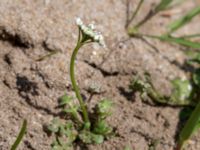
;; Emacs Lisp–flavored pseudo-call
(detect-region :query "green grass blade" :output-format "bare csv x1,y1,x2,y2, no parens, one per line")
177,101,200,149
11,120,27,150
36,50,60,61
167,0,185,9
129,0,144,23
180,34,200,39
154,0,173,12
145,35,200,49
168,6,200,33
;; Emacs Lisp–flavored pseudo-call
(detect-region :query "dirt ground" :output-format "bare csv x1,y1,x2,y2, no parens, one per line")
0,0,200,150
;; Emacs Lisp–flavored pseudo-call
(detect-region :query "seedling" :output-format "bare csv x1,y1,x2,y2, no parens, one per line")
130,51,200,149
47,18,113,149
126,1,200,50
129,73,195,106
127,0,173,35
175,52,200,150
11,119,27,150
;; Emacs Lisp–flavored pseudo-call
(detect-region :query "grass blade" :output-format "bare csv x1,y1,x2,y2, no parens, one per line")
144,35,200,49
128,0,144,27
168,6,200,33
36,50,60,61
176,101,200,149
180,34,200,39
11,119,27,150
168,0,185,9
128,0,173,35
154,0,173,13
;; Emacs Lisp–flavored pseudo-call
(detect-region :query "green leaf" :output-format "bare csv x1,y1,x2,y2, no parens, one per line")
168,6,200,33
48,118,62,133
59,94,73,106
97,99,113,118
146,35,200,49
178,101,200,149
93,120,113,135
154,0,173,12
60,122,77,143
78,130,93,144
63,105,79,114
51,138,73,150
91,134,104,144
78,130,105,144
193,69,200,87
171,78,193,104
11,119,27,150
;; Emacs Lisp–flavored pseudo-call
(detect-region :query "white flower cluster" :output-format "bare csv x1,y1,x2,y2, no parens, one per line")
76,18,106,48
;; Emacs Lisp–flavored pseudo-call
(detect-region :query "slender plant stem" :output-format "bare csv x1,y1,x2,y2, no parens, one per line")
11,119,27,150
128,10,155,35
176,101,200,150
135,10,155,29
70,41,90,126
180,34,200,39
126,0,144,28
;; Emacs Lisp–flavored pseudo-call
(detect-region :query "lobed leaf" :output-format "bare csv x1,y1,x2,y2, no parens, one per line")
93,120,113,136
171,78,193,102
59,94,74,106
97,99,113,118
48,118,62,133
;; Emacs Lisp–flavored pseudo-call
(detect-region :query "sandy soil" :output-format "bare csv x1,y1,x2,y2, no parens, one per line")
0,0,200,150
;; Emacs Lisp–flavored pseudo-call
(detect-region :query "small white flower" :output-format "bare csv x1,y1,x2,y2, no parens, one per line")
88,23,95,30
76,17,83,26
187,84,192,91
98,35,106,47
75,17,106,47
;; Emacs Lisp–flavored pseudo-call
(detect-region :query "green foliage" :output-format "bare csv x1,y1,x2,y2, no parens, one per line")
48,19,113,149
11,119,27,150
129,73,194,106
130,52,200,149
175,52,200,149
127,0,173,35
177,101,200,150
78,130,104,144
154,0,173,13
127,1,200,51
96,99,113,119
48,97,113,149
170,78,193,104
168,6,200,33
145,35,200,49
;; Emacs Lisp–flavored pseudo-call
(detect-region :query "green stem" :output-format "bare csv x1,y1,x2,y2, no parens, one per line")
70,40,90,127
177,100,200,150
128,10,155,36
11,119,27,150
126,0,144,28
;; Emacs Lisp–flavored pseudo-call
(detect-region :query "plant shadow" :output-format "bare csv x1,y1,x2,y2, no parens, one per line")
16,74,58,116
